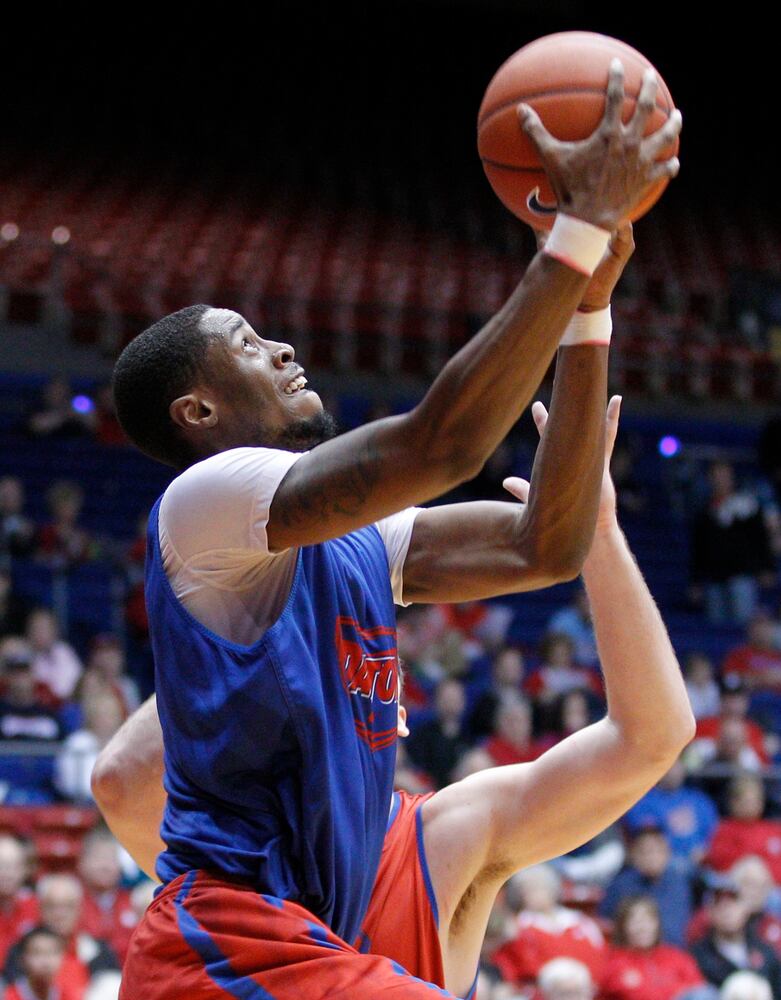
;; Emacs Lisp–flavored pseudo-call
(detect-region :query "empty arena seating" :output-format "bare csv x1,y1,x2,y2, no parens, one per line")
0,804,99,873
2,154,780,395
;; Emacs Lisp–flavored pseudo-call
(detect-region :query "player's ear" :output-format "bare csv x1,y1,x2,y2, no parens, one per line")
397,704,409,739
169,393,218,431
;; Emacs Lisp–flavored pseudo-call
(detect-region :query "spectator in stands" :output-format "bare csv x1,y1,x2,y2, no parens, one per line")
405,677,470,788
25,377,93,439
691,874,781,993
91,383,125,448
688,855,781,952
706,774,781,883
720,970,773,999
600,895,708,1000
0,836,38,969
723,611,781,732
3,874,119,995
689,461,776,626
536,957,596,1000
685,652,722,721
483,694,544,767
624,753,719,864
611,439,649,519
491,863,607,989
122,513,148,644
2,926,77,1000
467,646,525,741
731,856,781,956
599,825,694,946
536,688,594,753
55,687,125,803
723,611,781,694
524,632,603,709
0,477,35,560
392,740,434,796
25,609,82,702
0,570,30,643
76,830,136,965
78,635,139,718
689,719,766,812
554,825,626,891
35,481,99,569
693,675,772,765
546,588,598,667
0,638,64,804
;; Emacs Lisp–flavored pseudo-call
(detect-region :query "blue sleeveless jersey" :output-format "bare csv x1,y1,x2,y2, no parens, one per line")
145,495,400,944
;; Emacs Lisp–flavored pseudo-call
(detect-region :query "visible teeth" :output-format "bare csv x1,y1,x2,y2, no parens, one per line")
284,375,308,395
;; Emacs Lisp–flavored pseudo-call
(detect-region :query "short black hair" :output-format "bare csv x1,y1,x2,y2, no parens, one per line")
18,925,64,954
112,304,217,468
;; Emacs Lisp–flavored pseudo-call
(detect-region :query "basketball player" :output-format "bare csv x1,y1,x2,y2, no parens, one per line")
95,394,695,999
108,63,681,999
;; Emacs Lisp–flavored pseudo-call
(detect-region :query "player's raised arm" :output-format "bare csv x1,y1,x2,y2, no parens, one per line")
419,400,696,932
265,64,680,551
400,224,634,597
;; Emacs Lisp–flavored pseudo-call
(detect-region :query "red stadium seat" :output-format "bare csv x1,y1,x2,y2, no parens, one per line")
30,805,99,836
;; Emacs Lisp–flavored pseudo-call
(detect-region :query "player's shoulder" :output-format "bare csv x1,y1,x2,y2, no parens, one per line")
164,447,305,507
174,446,301,485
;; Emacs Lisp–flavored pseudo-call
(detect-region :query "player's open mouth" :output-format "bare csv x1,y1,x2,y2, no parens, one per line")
283,375,308,395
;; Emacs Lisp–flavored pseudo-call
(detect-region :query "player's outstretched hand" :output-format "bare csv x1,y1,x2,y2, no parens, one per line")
504,395,621,532
518,60,682,231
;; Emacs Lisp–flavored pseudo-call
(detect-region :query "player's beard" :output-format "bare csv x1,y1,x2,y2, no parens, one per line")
270,410,340,452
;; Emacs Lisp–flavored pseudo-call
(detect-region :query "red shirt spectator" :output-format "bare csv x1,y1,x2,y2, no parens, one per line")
696,717,770,765
707,775,781,883
722,612,781,691
600,895,705,1000
2,927,81,1000
491,864,607,987
524,633,603,704
77,830,136,964
2,873,121,994
35,480,99,569
0,837,38,967
600,944,705,1000
483,696,546,767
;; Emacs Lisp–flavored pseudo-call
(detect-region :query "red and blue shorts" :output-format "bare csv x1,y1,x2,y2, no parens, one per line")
119,870,457,999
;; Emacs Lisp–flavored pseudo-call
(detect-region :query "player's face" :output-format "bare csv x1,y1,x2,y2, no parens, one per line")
202,309,333,451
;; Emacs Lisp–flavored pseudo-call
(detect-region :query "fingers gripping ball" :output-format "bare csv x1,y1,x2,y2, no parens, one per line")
477,31,679,229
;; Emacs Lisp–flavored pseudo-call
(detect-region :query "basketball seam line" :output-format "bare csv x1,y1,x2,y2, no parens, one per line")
477,88,672,129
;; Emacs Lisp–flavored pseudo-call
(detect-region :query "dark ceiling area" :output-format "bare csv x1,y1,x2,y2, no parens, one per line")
2,2,774,217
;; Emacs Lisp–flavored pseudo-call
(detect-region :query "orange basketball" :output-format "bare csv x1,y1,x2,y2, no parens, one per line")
477,31,679,229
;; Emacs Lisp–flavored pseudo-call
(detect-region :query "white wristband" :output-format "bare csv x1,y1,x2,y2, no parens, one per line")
560,305,612,347
543,214,610,277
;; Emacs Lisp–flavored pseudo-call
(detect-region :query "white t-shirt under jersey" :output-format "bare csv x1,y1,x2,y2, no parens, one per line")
158,447,422,647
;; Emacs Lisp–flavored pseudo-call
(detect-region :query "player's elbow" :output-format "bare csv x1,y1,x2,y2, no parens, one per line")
90,747,124,813
523,535,589,588
620,706,697,769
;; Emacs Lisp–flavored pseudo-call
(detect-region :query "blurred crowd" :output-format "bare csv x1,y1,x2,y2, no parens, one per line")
5,380,781,998
0,826,153,1000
